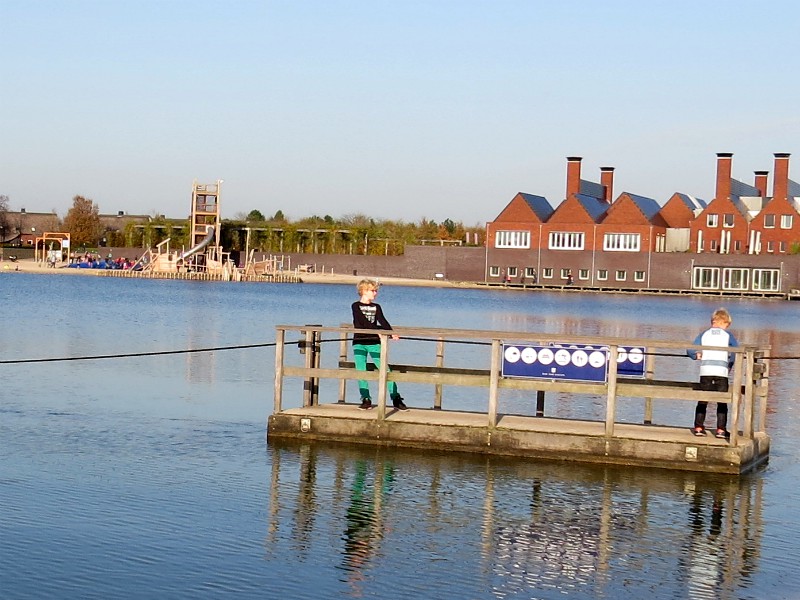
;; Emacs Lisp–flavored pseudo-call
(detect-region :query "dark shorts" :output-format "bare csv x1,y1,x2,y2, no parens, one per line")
699,376,729,393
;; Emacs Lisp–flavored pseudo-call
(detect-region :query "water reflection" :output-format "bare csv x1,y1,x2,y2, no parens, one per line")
267,439,766,599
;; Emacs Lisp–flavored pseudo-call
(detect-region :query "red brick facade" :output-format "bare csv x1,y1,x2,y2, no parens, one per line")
486,153,800,292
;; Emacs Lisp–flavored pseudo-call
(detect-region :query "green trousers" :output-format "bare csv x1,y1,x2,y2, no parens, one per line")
353,343,399,400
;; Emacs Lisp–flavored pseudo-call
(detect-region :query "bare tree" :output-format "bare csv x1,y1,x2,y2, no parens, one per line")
0,195,9,242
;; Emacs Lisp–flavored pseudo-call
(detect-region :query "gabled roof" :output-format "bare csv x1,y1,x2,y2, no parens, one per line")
731,179,760,197
575,193,609,221
518,193,554,221
729,195,752,219
675,193,707,211
579,179,605,200
623,193,662,221
790,179,800,198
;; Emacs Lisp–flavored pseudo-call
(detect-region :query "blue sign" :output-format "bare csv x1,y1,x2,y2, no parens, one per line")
501,344,646,382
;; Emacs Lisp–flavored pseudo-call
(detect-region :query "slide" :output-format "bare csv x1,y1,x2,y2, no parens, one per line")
179,225,215,261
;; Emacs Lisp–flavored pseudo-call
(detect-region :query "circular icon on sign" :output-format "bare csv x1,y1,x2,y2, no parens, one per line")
617,348,628,362
554,349,571,366
588,350,607,368
537,348,554,365
504,346,521,363
521,347,537,364
571,349,588,367
627,347,644,364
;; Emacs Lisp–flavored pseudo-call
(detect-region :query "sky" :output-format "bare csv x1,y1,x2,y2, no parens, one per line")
3,1,800,226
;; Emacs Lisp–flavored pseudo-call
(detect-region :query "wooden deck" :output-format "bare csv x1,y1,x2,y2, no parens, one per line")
267,325,772,475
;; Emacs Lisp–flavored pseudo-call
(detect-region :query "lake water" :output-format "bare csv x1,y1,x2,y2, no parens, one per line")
2,273,799,599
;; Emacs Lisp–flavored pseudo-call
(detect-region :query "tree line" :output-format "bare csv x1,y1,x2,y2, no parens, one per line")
1,195,485,256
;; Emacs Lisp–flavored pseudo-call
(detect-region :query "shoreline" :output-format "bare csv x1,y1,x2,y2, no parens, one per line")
1,258,476,289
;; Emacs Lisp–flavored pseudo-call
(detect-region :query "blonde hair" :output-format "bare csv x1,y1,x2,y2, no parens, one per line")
712,307,732,325
357,278,378,295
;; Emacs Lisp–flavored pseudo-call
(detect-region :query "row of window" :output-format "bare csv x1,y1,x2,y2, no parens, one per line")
489,265,782,292
490,266,647,282
692,267,781,291
497,231,642,252
706,213,793,228
698,238,789,253
498,228,793,254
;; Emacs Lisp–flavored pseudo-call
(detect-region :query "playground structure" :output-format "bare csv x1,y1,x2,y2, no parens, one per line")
34,232,71,266
132,180,238,279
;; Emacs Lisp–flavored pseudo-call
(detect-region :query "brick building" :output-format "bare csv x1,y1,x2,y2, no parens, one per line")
486,153,800,293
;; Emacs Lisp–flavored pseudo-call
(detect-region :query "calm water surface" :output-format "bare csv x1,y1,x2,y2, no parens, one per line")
1,273,799,599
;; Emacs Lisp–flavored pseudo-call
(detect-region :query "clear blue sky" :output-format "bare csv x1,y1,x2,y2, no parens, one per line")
3,0,799,226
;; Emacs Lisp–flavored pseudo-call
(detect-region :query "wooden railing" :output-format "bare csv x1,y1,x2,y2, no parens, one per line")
273,325,769,447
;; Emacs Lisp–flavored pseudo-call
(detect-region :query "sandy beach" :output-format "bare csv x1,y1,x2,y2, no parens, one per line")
1,257,479,289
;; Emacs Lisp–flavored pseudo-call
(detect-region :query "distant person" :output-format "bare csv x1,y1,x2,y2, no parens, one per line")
687,307,739,438
351,278,407,411
531,269,537,284
566,270,574,285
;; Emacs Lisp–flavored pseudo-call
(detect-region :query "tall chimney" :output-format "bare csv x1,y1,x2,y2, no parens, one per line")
773,153,791,201
715,153,733,202
566,156,582,198
600,167,615,203
754,171,769,197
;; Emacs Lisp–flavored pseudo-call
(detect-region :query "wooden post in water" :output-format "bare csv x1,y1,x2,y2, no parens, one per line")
273,328,285,415
434,338,445,410
605,345,619,437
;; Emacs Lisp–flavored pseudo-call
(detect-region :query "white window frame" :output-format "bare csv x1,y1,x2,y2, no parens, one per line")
495,230,530,249
578,269,589,280
781,214,793,229
597,269,608,281
489,265,500,277
615,270,626,281
723,213,735,228
603,233,641,252
764,214,775,228
722,268,749,291
525,267,537,278
548,231,585,250
767,241,774,253
634,271,645,282
780,241,787,253
692,267,720,290
752,269,780,292
707,214,719,228
507,266,518,278
542,268,554,279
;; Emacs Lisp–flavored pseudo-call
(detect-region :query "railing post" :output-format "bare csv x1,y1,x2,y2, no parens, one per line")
742,348,755,438
605,345,619,438
643,347,654,424
535,390,545,417
488,339,501,428
338,324,349,404
729,350,744,447
376,333,389,421
757,348,771,434
273,328,285,415
434,338,445,410
301,326,317,407
311,327,321,406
